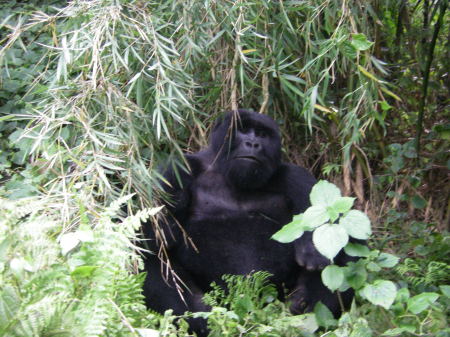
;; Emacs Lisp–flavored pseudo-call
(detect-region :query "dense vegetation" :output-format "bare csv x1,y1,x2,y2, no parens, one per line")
0,0,448,336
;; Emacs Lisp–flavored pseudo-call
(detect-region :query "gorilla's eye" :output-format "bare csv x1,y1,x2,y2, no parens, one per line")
255,128,267,138
238,124,250,134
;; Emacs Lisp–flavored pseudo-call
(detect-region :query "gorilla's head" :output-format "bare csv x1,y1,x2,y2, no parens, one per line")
210,109,281,190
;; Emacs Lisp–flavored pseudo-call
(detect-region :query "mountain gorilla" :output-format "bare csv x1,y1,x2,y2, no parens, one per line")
142,109,353,336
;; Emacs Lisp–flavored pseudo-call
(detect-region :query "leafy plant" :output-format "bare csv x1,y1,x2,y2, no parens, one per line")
272,180,449,336
194,272,318,337
0,195,189,337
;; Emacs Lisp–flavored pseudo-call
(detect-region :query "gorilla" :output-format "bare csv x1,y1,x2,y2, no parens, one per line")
142,109,353,335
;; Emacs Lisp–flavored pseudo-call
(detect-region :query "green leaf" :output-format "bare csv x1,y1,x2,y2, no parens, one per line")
411,195,427,209
71,265,97,278
330,197,355,214
340,41,357,59
350,33,374,51
439,285,450,298
379,101,391,111
344,243,370,257
395,288,410,303
313,224,348,260
350,321,373,337
376,253,399,268
360,280,397,309
383,327,416,336
280,313,318,333
340,210,372,239
407,292,439,314
367,261,381,272
303,206,330,229
0,285,20,328
272,215,305,243
326,206,340,223
321,265,344,291
235,294,254,318
310,180,342,207
314,302,337,328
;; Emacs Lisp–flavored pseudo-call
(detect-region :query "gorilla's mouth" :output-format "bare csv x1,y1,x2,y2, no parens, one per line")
235,156,261,164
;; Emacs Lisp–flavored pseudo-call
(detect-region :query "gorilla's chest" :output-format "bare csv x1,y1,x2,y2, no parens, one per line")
189,170,291,225
176,170,296,288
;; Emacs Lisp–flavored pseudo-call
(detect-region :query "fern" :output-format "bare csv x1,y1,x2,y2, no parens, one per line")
0,196,182,337
397,258,450,287
198,272,315,337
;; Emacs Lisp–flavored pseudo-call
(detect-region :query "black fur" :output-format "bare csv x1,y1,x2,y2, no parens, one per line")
142,110,353,336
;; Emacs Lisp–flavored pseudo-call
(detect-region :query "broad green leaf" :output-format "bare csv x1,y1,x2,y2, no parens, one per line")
326,206,340,223
313,224,348,260
340,210,371,239
235,294,254,318
272,215,305,243
321,265,344,291
360,280,397,309
280,313,318,333
330,197,355,214
310,180,342,207
395,288,410,303
344,243,370,257
340,40,357,59
377,253,399,268
407,292,439,314
350,322,373,337
367,261,381,272
314,302,337,328
350,33,374,51
303,206,329,228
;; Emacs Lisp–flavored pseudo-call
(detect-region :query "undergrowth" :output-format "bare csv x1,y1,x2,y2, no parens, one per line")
0,196,187,337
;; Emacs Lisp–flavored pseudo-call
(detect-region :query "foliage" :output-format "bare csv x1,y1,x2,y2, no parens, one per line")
0,196,189,337
273,180,449,336
0,0,409,210
273,180,371,259
193,272,318,337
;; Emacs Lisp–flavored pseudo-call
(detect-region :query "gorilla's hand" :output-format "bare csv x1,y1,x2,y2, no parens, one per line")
294,232,330,271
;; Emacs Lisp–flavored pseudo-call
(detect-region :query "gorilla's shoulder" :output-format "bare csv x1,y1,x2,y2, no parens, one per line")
184,148,215,177
274,163,316,186
271,163,316,213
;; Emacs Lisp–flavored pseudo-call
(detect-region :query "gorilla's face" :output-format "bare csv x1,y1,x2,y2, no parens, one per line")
211,110,281,190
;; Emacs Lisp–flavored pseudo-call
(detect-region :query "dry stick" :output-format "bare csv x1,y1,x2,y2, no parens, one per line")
336,291,346,314
260,72,269,114
230,6,243,111
415,0,447,156
260,20,270,115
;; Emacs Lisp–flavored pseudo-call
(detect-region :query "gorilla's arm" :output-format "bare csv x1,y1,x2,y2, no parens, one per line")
278,164,360,270
274,164,331,270
142,154,209,315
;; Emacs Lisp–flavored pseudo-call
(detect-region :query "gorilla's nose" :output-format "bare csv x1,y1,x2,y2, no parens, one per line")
244,141,260,149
